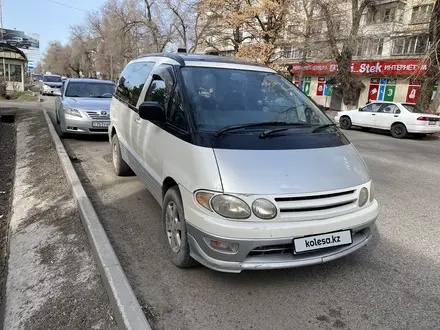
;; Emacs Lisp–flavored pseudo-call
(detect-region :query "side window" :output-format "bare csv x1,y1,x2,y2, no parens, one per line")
362,103,382,112
144,65,175,108
115,62,154,108
168,88,187,130
382,104,400,113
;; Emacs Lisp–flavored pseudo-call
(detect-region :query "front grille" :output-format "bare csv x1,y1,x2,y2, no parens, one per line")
86,111,109,120
274,189,358,221
248,244,293,257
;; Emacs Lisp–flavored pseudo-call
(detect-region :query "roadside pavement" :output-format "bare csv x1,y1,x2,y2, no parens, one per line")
2,108,117,329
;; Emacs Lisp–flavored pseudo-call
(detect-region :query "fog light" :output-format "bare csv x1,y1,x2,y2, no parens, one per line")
203,237,239,254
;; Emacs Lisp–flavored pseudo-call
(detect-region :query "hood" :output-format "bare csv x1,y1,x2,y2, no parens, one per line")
213,144,370,195
44,82,62,87
63,97,112,111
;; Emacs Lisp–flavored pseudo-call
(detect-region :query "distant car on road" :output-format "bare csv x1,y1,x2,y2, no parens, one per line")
40,74,63,95
335,101,440,138
55,78,115,136
33,73,43,82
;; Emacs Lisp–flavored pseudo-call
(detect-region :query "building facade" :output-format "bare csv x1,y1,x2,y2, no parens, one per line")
199,0,435,110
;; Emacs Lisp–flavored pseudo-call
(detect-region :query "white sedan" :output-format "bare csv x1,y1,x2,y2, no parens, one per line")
335,101,440,138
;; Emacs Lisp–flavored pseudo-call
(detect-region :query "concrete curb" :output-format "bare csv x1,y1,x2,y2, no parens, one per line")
42,110,151,330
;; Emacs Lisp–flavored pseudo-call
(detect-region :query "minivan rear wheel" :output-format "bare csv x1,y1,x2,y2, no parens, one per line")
162,187,197,268
111,134,132,176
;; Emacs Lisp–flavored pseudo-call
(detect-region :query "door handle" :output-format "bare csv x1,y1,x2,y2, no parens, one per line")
135,118,142,124
371,114,376,116
394,115,398,117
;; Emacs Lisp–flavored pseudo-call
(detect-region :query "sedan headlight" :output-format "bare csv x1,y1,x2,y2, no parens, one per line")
252,198,277,219
64,107,82,118
358,187,369,207
211,195,251,219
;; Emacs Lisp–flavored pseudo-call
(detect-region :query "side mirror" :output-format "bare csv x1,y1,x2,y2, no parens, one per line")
139,101,165,122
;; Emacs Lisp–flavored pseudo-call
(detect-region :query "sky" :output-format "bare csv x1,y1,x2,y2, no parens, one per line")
3,0,107,62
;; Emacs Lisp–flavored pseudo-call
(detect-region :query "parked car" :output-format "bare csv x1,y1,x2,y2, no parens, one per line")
109,53,378,273
33,74,43,82
55,78,115,137
335,101,440,138
40,74,63,95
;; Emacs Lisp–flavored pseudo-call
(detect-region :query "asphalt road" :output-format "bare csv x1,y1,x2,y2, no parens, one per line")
43,96,440,330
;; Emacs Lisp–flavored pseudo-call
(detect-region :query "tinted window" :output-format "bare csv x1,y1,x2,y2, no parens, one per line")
362,103,382,112
379,104,400,113
43,75,62,83
168,88,187,130
116,62,154,107
403,103,430,113
180,67,331,131
144,65,175,108
65,82,115,98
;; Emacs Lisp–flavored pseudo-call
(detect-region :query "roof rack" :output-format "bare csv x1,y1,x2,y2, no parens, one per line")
137,52,185,65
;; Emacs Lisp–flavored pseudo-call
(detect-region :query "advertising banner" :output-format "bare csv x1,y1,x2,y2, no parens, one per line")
0,28,40,57
291,60,428,76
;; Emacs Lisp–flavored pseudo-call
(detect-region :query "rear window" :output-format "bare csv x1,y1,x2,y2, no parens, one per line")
402,103,430,114
115,62,155,107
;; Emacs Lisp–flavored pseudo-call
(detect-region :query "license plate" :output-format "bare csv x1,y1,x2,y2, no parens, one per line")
92,121,110,127
293,230,352,253
428,121,436,125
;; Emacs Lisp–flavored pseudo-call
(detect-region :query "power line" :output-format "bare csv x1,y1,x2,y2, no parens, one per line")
46,0,89,13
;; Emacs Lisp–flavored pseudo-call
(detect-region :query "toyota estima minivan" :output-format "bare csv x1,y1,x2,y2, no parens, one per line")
109,53,378,273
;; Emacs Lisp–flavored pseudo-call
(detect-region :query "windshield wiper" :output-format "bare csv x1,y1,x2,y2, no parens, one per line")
259,123,312,138
214,121,307,137
311,123,337,133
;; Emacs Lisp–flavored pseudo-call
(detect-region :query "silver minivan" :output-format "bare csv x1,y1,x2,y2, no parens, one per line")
109,53,378,273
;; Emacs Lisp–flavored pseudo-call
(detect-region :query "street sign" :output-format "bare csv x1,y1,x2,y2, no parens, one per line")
28,60,34,70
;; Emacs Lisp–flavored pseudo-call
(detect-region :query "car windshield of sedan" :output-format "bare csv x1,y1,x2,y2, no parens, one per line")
43,76,62,83
402,103,430,114
65,82,116,98
180,67,332,131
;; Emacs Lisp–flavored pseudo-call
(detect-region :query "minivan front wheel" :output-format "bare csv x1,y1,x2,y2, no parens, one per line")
163,187,196,268
111,134,132,176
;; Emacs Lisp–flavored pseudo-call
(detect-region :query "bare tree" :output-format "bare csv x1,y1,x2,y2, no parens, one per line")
319,0,375,106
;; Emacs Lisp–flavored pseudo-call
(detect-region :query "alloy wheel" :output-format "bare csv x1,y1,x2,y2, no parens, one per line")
165,201,182,253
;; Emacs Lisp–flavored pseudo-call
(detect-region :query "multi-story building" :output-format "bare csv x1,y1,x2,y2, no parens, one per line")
199,0,435,110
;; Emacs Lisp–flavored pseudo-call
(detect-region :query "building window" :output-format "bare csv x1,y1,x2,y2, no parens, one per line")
356,39,384,56
311,21,323,34
411,4,433,24
280,46,310,59
10,64,22,82
367,6,397,24
392,35,429,55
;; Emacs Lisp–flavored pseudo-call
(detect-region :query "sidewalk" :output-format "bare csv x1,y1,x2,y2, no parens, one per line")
2,108,116,329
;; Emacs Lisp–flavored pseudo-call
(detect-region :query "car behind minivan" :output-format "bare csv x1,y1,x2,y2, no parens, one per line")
109,53,378,273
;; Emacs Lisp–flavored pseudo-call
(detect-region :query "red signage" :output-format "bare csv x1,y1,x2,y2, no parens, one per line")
291,60,428,76
368,84,379,101
316,83,325,96
406,86,421,103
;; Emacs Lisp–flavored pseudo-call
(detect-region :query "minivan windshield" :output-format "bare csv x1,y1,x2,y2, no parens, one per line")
43,75,62,83
180,67,332,132
65,82,115,98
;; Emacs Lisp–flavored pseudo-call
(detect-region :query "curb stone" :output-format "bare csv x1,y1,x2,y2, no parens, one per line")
42,110,151,330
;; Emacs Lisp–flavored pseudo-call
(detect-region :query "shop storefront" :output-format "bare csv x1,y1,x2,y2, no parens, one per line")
290,60,430,110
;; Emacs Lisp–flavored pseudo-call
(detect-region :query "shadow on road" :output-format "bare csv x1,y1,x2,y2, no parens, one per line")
346,127,439,141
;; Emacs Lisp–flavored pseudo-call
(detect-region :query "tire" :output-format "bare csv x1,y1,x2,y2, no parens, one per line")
339,116,352,130
162,187,197,268
111,134,132,176
391,123,407,139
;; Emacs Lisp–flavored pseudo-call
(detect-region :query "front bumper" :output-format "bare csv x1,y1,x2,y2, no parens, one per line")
187,218,376,273
62,115,110,135
181,185,378,273
42,88,60,95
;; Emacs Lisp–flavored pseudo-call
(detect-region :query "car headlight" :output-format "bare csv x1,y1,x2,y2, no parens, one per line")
252,198,277,219
358,187,369,207
211,194,251,219
369,182,374,202
64,107,82,117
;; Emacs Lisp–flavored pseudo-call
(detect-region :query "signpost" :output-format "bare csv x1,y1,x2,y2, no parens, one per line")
28,60,34,71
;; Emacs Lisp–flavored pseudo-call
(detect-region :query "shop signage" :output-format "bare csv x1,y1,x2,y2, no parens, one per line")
302,76,311,95
406,79,421,103
290,60,428,76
